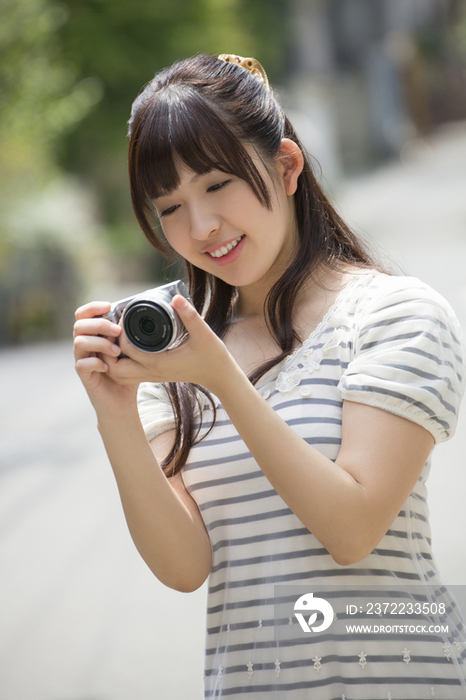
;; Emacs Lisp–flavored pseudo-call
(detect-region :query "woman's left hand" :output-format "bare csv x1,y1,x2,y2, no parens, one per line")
105,295,234,393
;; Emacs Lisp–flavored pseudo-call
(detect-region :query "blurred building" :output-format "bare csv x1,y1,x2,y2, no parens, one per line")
285,0,466,174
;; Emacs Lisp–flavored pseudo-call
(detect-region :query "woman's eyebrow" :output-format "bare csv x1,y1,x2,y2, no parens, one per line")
154,170,221,202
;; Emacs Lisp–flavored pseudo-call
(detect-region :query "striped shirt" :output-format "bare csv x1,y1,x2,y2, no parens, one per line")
138,270,466,699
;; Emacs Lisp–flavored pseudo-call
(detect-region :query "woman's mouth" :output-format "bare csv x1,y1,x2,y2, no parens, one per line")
204,235,246,265
207,236,244,258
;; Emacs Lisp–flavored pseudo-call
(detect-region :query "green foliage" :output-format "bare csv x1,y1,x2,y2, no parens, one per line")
58,0,288,169
0,0,289,222
0,0,289,344
54,0,289,251
0,0,102,196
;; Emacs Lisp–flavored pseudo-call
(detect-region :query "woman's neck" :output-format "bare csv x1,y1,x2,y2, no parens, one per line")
233,263,356,334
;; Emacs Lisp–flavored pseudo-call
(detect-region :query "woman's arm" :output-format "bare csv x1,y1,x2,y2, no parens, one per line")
211,363,434,566
108,296,434,567
98,414,212,591
74,303,212,592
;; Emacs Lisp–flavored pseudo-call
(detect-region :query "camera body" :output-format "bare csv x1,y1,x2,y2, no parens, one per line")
103,280,190,353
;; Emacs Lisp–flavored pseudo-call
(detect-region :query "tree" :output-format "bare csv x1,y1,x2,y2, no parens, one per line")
0,0,289,343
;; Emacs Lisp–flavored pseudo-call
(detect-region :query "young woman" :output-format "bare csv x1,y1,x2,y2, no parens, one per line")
74,53,466,699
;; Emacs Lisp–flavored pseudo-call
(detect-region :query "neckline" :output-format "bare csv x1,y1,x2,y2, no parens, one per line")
255,267,375,389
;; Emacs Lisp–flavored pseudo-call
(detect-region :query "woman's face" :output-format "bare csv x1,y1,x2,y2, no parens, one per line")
152,144,300,294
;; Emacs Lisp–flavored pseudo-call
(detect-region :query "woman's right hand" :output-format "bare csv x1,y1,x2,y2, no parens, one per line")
73,301,138,417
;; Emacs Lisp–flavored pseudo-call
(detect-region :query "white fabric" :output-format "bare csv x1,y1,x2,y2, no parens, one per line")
138,382,177,440
138,270,466,699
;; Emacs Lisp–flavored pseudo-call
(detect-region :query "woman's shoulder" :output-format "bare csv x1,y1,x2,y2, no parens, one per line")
347,268,461,329
347,266,446,299
337,268,465,444
335,267,464,367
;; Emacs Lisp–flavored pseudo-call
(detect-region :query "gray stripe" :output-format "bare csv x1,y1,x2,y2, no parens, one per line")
403,346,463,382
398,509,428,524
192,432,243,448
194,402,344,446
212,527,310,552
361,329,462,365
204,674,462,697
383,363,456,395
360,313,450,338
207,507,294,532
368,294,442,315
271,397,343,412
199,488,278,513
412,490,427,504
287,416,342,427
207,567,422,598
207,516,430,540
210,547,321,574
188,468,262,494
343,374,456,417
423,384,457,413
386,528,430,543
340,383,450,432
360,329,436,351
207,617,444,637
295,357,349,370
206,652,457,671
188,450,252,471
374,548,433,561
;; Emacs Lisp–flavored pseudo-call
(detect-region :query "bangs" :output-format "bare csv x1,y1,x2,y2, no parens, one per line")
130,86,272,211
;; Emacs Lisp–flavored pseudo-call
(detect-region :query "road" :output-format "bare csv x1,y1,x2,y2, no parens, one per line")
1,122,465,700
0,341,207,700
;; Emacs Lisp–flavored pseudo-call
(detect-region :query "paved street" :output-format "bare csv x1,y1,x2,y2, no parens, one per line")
1,121,465,700
0,342,207,700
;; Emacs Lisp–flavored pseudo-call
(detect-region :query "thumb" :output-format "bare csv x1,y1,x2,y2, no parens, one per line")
171,295,206,335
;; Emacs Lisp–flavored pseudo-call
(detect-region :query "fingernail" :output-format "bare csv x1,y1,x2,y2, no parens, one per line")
112,344,121,355
174,295,187,309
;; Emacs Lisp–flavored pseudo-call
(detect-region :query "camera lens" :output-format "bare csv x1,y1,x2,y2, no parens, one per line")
123,302,173,352
140,317,156,335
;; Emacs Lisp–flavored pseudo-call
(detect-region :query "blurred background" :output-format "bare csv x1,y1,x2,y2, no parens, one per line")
1,0,466,340
1,1,466,699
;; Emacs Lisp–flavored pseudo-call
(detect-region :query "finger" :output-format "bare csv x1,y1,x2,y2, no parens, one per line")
116,327,135,358
105,355,148,384
74,334,121,361
75,301,112,321
75,356,109,374
171,295,208,337
73,317,121,340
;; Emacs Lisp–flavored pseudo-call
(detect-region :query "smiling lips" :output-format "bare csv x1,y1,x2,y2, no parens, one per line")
205,235,244,259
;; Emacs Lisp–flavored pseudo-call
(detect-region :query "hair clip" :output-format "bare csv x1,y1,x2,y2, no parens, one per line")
218,54,270,91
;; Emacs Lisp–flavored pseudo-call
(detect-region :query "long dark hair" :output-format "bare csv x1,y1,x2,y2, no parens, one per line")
128,53,375,475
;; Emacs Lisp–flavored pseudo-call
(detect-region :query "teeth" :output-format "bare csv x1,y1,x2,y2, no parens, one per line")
210,236,243,258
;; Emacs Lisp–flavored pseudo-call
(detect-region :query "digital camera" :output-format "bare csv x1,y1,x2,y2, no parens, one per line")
103,280,190,353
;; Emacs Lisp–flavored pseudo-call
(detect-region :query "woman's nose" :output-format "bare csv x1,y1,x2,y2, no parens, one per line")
189,204,220,240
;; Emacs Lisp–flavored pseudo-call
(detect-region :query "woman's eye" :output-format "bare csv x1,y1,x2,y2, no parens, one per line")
159,204,179,217
208,180,231,192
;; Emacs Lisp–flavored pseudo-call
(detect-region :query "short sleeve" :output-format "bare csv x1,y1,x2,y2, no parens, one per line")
338,277,465,443
137,382,177,441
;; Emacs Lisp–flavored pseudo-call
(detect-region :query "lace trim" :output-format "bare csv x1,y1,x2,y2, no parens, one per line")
209,269,375,403
274,269,373,395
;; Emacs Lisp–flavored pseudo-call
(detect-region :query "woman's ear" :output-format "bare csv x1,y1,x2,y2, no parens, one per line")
278,138,304,196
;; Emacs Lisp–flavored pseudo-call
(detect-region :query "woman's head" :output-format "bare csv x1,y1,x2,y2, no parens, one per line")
128,54,371,284
128,53,286,255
